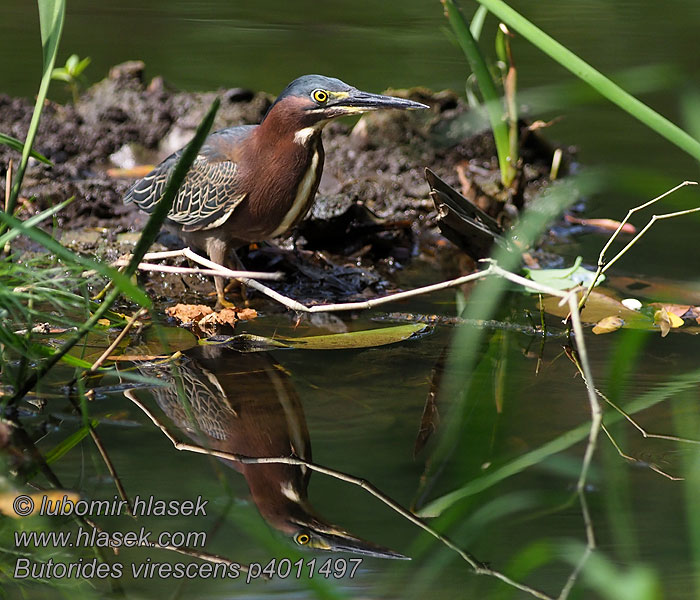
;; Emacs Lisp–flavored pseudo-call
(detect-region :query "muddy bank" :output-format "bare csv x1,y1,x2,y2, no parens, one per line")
0,62,568,306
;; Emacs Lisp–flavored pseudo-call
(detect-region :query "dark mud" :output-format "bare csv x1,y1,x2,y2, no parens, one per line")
0,61,568,308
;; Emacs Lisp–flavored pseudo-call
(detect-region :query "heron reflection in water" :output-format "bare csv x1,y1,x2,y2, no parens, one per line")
132,345,405,559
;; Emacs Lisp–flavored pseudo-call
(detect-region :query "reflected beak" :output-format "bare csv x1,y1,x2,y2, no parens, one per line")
329,89,429,115
311,530,410,560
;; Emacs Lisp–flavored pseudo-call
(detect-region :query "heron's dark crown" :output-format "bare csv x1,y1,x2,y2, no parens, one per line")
273,74,353,105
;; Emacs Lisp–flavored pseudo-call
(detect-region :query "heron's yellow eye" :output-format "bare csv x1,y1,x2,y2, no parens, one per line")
295,532,311,545
312,89,328,104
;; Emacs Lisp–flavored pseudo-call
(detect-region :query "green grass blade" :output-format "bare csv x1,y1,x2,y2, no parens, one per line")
2,0,65,230
0,133,52,166
0,210,149,306
443,0,512,186
473,0,700,161
0,196,73,247
469,5,488,40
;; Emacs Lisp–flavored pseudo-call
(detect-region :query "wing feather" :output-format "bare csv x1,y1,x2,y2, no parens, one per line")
124,126,254,231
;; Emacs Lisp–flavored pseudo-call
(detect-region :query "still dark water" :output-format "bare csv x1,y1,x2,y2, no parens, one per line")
2,1,700,599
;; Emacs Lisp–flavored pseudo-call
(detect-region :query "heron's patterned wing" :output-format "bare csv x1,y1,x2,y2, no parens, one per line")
139,359,237,442
124,126,254,232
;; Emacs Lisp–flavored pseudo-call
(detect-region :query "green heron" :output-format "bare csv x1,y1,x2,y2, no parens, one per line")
124,75,428,306
135,346,406,559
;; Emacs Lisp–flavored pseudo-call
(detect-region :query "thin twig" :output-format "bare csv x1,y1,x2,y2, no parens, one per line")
121,247,494,313
4,160,12,213
483,264,600,600
3,160,12,254
86,423,135,515
86,308,147,375
578,181,698,311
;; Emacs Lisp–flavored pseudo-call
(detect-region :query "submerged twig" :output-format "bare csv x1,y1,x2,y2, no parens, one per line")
567,355,700,480
601,423,682,481
86,307,148,375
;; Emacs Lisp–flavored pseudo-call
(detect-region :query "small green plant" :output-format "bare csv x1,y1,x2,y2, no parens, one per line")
51,53,90,104
443,0,519,189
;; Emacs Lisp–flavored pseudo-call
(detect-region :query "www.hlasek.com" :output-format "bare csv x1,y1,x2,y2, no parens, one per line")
11,494,363,582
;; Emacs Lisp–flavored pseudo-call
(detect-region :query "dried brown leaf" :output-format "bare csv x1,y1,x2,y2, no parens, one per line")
592,316,625,335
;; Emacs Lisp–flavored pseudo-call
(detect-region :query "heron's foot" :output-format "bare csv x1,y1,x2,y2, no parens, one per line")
224,279,249,304
216,293,238,309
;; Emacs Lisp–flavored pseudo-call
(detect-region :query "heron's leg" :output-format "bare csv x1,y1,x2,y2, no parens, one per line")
206,238,237,308
223,249,249,303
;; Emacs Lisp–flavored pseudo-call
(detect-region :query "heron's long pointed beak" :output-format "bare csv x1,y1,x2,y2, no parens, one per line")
329,89,429,116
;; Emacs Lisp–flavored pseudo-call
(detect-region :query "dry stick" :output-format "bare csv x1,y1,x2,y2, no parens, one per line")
86,307,148,375
599,387,700,445
578,180,699,311
121,247,495,313
113,249,284,281
86,425,135,516
3,160,12,254
124,388,555,600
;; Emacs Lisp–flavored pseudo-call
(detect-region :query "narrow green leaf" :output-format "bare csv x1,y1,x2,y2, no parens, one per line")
50,68,71,82
469,5,488,40
31,342,94,369
123,98,221,279
203,324,430,352
473,0,700,161
2,0,65,230
65,53,78,73
0,133,53,165
75,56,91,76
44,419,99,464
0,210,149,306
443,0,512,186
0,196,72,247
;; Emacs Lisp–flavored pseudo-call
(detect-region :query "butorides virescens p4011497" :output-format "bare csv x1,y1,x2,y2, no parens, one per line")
124,74,428,305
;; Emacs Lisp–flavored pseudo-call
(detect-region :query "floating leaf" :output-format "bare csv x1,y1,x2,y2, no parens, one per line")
524,256,603,291
608,275,700,304
542,290,654,329
648,303,691,318
563,214,637,234
654,308,684,337
592,316,625,335
541,290,651,329
203,324,430,352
